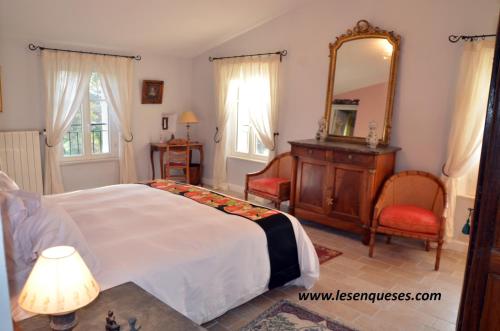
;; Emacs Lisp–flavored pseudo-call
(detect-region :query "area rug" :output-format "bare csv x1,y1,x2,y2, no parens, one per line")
240,300,357,331
314,243,342,265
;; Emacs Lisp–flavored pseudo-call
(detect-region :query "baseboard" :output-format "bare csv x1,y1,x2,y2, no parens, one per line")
201,177,244,194
202,177,270,204
444,239,469,253
202,177,214,186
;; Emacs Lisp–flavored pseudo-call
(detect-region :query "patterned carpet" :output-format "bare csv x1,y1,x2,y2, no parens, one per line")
313,243,342,264
240,300,357,331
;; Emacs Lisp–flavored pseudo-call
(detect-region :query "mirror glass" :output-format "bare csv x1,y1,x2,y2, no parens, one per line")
328,38,394,138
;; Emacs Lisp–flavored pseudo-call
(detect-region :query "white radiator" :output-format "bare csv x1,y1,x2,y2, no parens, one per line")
0,131,43,194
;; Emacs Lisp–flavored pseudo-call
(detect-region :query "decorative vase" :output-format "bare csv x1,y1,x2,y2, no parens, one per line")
317,117,327,141
366,121,378,149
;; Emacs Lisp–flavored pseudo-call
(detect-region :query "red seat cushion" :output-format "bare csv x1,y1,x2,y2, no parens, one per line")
248,177,290,196
379,205,440,234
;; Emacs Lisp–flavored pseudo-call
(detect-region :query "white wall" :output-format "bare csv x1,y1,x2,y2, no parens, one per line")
0,35,192,191
192,0,499,188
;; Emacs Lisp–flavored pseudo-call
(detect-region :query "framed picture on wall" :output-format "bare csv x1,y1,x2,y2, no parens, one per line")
142,80,164,104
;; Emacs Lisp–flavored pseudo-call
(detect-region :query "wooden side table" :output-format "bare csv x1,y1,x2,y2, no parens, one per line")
16,282,206,331
150,142,204,183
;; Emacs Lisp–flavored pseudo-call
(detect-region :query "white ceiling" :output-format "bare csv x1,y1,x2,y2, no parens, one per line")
0,0,307,58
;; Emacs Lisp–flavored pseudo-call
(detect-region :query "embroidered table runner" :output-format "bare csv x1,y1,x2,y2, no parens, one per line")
148,180,301,289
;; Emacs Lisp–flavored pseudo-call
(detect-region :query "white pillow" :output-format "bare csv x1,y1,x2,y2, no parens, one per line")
1,190,40,298
0,171,19,191
1,191,99,298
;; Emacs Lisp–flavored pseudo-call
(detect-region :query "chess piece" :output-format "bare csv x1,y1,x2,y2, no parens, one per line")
128,317,142,331
105,311,120,331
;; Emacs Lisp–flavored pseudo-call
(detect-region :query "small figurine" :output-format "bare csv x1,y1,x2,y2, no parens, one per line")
128,317,142,331
366,121,378,149
106,311,121,331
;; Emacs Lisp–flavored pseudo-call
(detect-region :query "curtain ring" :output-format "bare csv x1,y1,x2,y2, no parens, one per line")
213,127,221,143
123,133,134,143
441,163,450,177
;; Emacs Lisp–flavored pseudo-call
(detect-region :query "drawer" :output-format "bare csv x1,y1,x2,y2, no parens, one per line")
292,146,327,161
332,151,375,167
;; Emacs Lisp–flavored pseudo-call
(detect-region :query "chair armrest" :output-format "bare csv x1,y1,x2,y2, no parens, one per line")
245,165,275,191
277,180,291,198
247,159,278,178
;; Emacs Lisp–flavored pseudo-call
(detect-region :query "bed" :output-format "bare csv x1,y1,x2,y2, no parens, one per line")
8,183,319,324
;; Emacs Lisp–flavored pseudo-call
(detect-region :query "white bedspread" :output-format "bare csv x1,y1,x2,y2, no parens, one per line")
44,184,319,324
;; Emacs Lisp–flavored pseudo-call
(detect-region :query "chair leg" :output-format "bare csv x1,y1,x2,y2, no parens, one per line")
274,201,281,210
244,190,248,201
368,229,376,257
425,240,431,251
435,240,443,271
386,235,391,244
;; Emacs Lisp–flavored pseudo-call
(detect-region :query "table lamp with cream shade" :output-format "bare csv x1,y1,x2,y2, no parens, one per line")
179,111,199,141
18,246,100,331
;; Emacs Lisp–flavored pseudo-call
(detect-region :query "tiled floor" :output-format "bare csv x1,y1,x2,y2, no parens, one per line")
202,190,467,331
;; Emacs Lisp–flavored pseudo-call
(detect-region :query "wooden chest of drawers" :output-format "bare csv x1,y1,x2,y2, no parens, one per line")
289,139,401,243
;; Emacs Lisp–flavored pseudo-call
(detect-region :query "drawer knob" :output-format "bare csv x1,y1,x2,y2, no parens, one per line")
348,154,353,160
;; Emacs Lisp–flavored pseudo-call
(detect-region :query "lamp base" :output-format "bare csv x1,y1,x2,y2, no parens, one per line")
50,312,78,331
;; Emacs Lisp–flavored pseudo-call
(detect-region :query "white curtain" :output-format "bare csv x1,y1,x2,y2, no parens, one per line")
241,56,280,154
212,59,239,189
42,50,93,194
212,55,280,189
442,40,495,238
97,56,137,184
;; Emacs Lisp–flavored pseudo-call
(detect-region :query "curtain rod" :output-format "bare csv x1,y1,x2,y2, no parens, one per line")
208,50,287,62
448,34,496,43
28,43,142,60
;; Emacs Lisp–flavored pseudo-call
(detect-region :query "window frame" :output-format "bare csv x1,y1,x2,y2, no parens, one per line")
60,73,118,164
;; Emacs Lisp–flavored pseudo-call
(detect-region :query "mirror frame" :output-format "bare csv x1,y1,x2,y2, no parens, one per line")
324,20,401,145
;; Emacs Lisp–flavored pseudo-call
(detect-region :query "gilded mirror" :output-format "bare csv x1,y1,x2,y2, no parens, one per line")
324,20,400,145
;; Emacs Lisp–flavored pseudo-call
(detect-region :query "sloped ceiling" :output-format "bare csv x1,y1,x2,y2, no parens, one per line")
0,0,308,57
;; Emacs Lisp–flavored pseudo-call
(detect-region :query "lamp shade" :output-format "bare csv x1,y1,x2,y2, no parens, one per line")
18,246,99,315
179,111,199,124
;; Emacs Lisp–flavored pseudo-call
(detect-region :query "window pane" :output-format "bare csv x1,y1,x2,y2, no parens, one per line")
236,103,250,154
63,108,84,157
255,135,269,157
90,100,110,154
89,72,105,100
236,125,250,153
89,73,110,155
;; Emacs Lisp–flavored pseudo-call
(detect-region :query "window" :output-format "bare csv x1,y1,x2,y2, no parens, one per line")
62,72,117,161
229,80,270,162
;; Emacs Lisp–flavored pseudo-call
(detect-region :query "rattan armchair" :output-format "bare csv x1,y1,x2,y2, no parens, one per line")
368,170,447,270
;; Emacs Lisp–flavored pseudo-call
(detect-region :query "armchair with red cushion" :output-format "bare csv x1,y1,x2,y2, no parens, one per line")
368,170,447,270
244,152,293,210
